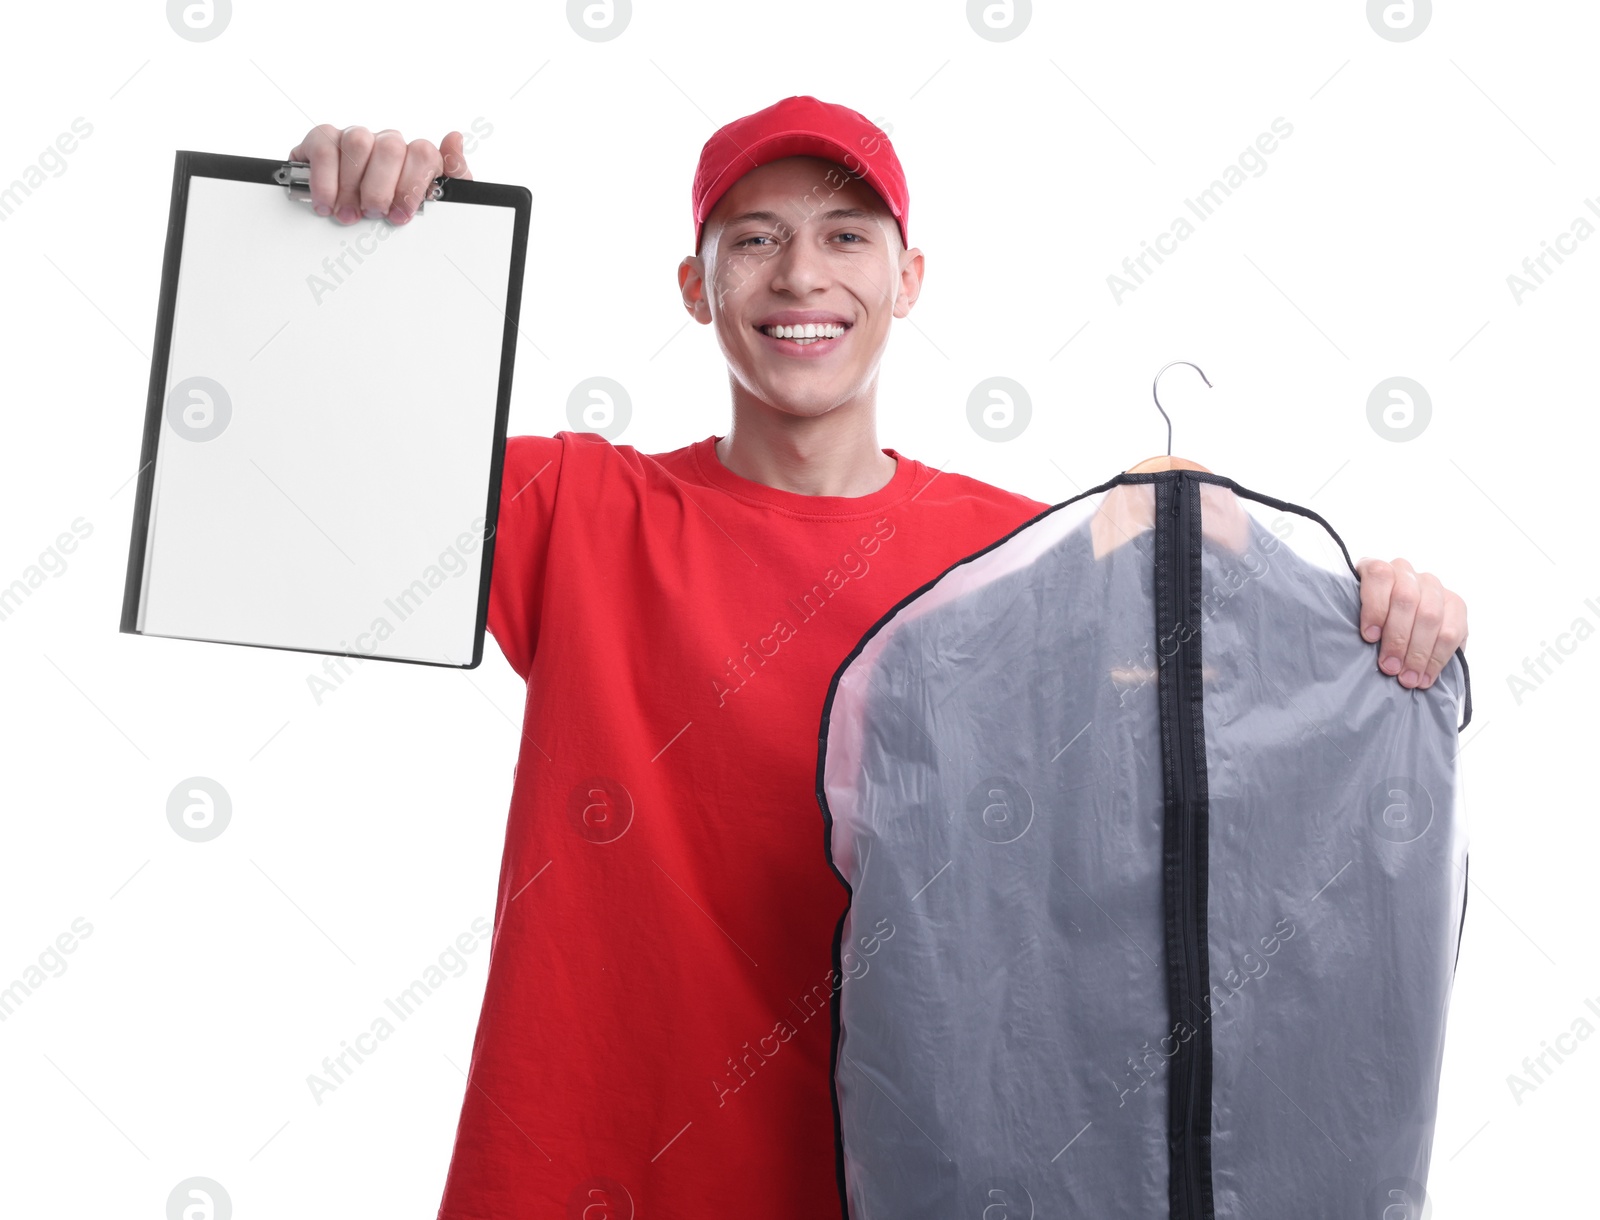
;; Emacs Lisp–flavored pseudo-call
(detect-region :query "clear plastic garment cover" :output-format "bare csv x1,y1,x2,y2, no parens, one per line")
815,469,1471,1220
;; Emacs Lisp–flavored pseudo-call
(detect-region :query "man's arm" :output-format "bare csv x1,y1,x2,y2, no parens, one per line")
1355,557,1469,690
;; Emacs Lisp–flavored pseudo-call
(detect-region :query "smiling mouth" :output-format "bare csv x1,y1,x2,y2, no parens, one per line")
756,322,851,347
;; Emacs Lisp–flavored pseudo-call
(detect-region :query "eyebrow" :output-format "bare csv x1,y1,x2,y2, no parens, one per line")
721,207,874,227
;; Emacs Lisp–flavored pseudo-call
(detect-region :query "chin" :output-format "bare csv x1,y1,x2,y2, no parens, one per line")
750,383,856,419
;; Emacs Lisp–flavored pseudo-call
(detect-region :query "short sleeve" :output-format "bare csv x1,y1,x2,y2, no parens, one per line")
486,433,564,680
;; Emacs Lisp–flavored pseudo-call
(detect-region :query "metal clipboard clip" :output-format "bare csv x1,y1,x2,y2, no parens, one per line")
273,161,447,213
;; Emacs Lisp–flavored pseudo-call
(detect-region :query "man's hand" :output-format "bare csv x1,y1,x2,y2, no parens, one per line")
1354,557,1468,690
287,125,474,226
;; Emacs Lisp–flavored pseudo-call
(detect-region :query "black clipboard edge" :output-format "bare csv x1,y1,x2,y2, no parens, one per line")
470,171,533,671
119,149,533,672
120,149,193,637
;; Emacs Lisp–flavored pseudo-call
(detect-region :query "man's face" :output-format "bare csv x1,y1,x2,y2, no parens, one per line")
679,155,923,421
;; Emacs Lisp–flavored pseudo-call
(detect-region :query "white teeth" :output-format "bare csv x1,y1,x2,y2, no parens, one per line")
761,322,846,340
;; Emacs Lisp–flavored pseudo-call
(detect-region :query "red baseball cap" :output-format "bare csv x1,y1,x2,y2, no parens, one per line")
691,95,910,254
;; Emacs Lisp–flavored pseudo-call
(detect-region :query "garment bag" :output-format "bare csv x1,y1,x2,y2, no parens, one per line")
816,468,1470,1220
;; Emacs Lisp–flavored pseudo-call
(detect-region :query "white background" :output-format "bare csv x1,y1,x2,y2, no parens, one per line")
0,1,1593,1217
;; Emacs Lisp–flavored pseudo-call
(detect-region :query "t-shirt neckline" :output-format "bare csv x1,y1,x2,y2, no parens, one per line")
690,435,920,518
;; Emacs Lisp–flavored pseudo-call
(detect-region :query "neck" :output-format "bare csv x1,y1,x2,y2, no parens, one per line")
716,383,897,497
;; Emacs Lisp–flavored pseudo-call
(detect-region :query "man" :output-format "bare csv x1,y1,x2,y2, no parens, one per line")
288,95,1468,1218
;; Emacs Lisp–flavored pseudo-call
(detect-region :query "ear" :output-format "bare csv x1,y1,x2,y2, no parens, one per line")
678,254,714,324
893,247,925,319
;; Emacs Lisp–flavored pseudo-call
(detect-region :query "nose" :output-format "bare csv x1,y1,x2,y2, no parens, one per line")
768,226,830,296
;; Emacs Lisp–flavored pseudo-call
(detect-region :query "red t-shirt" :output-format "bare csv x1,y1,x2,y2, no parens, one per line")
437,431,1047,1219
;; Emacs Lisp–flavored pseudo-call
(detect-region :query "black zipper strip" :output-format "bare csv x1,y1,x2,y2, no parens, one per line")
1155,472,1217,1220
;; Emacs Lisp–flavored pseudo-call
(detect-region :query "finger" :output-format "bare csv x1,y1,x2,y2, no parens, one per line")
439,130,474,181
1354,557,1393,645
1422,592,1468,688
333,126,376,224
1398,574,1444,689
1376,558,1420,680
392,139,445,224
358,129,410,222
292,124,343,217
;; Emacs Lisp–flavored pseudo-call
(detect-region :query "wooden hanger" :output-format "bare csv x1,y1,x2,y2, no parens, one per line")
1092,361,1251,559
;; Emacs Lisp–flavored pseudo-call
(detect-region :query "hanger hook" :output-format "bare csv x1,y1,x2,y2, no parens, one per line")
1152,361,1212,456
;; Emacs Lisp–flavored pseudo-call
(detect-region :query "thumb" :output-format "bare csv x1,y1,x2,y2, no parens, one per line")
440,130,474,180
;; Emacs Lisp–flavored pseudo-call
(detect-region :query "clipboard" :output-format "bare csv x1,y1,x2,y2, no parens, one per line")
120,149,531,668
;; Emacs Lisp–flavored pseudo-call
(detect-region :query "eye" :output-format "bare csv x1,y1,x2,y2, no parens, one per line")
835,232,865,244
736,234,775,248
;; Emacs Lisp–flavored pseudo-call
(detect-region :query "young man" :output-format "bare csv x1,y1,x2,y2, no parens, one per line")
288,95,1468,1218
